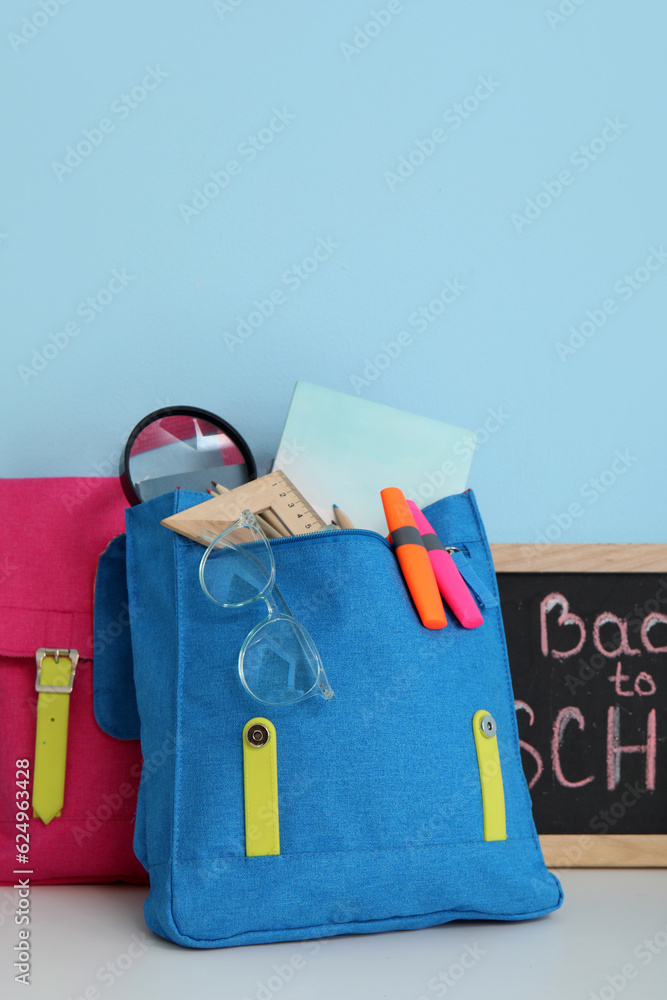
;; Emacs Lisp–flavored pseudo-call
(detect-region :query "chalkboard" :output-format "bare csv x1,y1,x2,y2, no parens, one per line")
491,544,667,867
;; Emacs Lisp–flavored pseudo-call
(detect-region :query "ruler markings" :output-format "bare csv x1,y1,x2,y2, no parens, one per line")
161,470,328,544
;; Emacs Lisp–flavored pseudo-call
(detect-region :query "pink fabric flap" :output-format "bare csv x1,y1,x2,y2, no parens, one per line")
0,607,94,660
0,477,128,662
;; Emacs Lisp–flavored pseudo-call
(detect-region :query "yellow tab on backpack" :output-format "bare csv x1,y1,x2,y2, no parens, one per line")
242,718,280,857
472,709,507,842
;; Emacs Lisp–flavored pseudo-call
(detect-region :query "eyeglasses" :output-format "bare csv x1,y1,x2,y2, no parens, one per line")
199,510,335,706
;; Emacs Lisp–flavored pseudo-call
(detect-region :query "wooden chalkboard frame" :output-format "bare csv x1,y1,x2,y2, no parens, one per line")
491,543,667,868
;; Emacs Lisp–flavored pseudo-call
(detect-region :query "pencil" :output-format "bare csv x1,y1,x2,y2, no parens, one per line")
261,509,290,537
255,516,281,539
211,481,281,537
333,504,354,530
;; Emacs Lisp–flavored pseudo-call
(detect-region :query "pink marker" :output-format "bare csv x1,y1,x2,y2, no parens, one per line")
407,500,484,629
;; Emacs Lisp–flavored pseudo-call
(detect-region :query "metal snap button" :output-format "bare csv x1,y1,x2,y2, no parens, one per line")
246,723,269,747
479,713,497,738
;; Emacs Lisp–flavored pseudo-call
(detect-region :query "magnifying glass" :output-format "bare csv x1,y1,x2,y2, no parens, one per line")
119,406,257,506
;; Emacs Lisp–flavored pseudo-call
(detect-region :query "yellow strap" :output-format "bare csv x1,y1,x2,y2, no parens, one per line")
242,718,280,856
32,654,75,825
472,709,507,842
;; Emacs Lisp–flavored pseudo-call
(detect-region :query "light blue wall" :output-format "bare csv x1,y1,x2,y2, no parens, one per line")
2,1,664,542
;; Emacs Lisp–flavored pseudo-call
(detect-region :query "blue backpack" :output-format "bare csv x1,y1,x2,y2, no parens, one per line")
93,488,561,948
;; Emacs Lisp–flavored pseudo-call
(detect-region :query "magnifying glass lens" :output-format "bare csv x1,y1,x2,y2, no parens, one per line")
127,413,252,502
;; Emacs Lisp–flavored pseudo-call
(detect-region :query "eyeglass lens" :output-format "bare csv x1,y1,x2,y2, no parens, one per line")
241,616,322,705
200,520,274,607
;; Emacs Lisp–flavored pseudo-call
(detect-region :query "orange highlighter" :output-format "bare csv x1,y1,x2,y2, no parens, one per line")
381,487,447,630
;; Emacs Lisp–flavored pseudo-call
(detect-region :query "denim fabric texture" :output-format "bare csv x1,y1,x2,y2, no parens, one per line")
118,488,562,947
93,533,141,741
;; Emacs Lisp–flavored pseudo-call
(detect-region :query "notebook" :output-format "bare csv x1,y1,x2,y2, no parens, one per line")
272,382,475,534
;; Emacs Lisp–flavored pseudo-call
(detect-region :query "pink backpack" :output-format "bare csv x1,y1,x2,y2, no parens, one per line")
0,477,146,884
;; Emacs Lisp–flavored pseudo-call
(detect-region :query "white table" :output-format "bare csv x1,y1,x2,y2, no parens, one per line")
2,870,666,1000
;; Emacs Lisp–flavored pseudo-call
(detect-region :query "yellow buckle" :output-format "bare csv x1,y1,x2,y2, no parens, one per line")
35,648,79,694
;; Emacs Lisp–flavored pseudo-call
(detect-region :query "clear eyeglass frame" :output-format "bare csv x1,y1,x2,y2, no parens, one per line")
198,509,335,706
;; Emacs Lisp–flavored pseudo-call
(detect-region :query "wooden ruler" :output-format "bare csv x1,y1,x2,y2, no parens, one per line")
161,470,328,544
